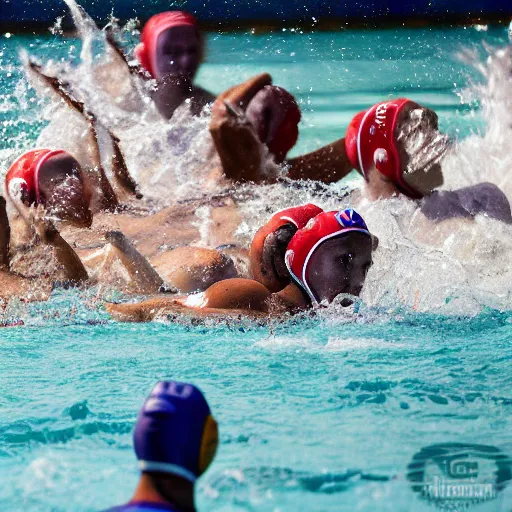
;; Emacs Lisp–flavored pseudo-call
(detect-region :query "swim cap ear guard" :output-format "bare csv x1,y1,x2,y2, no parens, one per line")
6,149,67,206
285,208,371,303
249,204,324,292
245,85,301,160
198,415,218,473
134,381,218,482
345,99,424,199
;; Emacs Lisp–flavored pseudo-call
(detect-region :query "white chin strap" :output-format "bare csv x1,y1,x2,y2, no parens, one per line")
139,460,197,482
300,228,371,304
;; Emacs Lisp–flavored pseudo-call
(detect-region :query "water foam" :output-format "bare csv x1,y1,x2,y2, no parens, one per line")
26,0,221,204
2,4,512,315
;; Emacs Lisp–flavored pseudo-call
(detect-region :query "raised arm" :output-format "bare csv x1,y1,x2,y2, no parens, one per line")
105,28,147,79
285,138,353,184
105,230,166,294
213,73,273,110
27,60,140,203
10,196,88,284
209,73,272,183
43,223,89,284
210,74,353,186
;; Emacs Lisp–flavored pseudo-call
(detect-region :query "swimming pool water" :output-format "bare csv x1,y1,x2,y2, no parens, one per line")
1,303,511,511
0,24,511,511
1,24,510,158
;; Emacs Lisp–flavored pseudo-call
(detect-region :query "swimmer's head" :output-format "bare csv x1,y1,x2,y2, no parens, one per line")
134,381,218,485
345,99,449,198
6,149,92,228
285,209,373,305
250,204,324,292
245,85,301,163
38,153,92,227
136,11,201,82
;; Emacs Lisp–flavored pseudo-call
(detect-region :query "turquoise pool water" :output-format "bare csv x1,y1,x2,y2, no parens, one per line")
2,24,510,156
1,24,512,511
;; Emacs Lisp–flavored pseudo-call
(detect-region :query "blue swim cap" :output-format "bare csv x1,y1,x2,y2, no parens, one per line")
134,381,218,482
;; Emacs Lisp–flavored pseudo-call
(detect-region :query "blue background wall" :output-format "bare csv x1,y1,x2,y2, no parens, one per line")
2,0,512,27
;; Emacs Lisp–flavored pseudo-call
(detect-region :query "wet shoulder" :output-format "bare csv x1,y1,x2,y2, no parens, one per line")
421,183,512,224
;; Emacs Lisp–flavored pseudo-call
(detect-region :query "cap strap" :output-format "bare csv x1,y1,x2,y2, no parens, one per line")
138,461,197,482
357,107,375,178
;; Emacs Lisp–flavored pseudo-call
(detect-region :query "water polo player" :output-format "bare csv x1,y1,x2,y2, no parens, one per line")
213,85,511,223
6,149,93,228
344,99,511,222
290,98,512,223
135,11,215,119
105,208,375,322
104,381,218,512
210,73,301,183
0,150,91,290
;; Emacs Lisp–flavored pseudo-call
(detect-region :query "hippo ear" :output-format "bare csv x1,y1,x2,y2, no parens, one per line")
371,234,379,252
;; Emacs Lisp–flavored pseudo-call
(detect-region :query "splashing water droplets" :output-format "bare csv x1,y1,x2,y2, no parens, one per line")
2,15,512,315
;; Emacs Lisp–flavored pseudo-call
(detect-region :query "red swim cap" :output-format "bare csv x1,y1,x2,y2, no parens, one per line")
5,149,66,206
285,209,371,303
250,204,323,292
135,11,198,78
345,99,423,199
246,85,301,159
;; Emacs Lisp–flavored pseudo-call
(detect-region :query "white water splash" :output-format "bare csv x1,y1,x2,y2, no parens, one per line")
254,335,317,350
324,337,406,351
446,44,512,198
238,184,512,315
3,2,512,315
32,0,221,204
235,42,512,315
